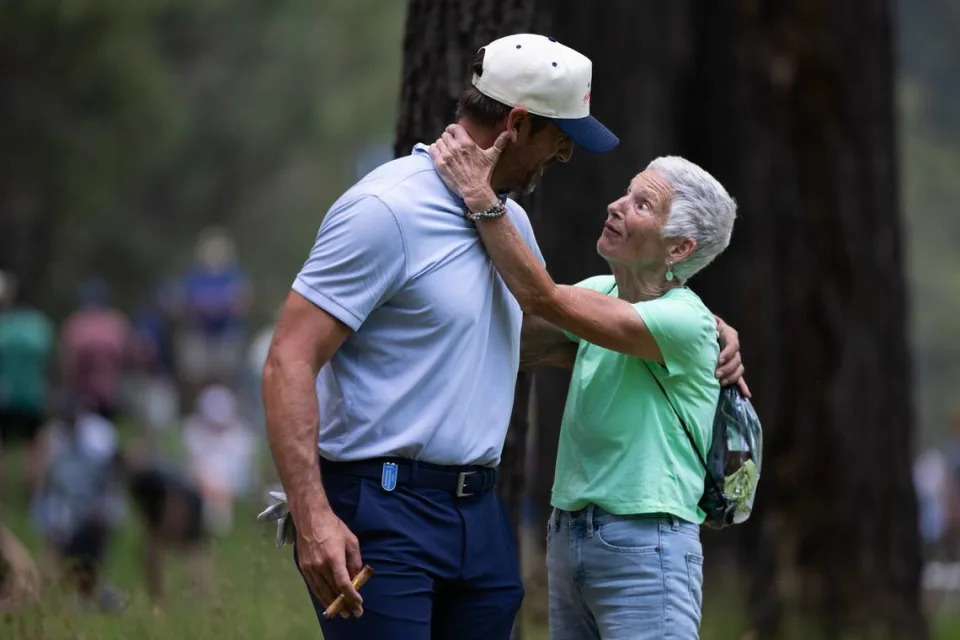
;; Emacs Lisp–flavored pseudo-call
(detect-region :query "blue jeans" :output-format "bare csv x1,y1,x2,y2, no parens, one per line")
546,506,704,640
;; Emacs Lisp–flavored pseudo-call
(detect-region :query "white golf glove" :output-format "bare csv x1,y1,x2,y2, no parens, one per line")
256,490,297,549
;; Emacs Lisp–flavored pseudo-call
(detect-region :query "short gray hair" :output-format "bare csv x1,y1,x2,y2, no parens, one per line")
647,156,737,283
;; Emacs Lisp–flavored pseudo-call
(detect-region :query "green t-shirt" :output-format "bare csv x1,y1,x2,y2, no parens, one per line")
0,308,54,414
551,276,720,524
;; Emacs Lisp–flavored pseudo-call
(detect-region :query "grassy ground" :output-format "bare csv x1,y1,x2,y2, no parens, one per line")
3,439,960,639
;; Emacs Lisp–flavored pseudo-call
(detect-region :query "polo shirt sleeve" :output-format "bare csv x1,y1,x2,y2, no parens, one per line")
292,195,407,331
633,292,716,376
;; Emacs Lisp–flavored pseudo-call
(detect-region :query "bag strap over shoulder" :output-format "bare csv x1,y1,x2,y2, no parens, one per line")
643,360,726,499
642,361,709,472
603,279,723,498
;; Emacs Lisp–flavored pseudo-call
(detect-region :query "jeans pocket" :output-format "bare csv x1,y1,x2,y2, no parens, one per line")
594,518,660,554
685,552,704,619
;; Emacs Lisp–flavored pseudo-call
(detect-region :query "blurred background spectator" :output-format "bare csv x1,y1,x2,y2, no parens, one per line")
0,271,54,466
30,394,125,612
174,228,252,408
124,283,180,431
126,444,211,601
59,280,131,421
182,385,256,535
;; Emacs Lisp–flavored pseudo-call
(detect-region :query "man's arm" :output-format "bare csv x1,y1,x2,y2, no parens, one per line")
520,315,577,370
715,316,750,395
262,291,363,616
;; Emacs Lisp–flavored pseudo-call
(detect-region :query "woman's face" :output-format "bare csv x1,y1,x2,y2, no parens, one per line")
597,169,674,266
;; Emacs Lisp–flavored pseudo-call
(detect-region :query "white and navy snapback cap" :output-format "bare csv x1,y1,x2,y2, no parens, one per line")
472,33,619,153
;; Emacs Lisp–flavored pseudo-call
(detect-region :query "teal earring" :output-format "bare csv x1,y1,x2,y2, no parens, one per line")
665,262,675,282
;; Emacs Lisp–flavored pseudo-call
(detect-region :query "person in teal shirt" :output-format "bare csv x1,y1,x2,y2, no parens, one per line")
0,271,54,446
430,127,741,639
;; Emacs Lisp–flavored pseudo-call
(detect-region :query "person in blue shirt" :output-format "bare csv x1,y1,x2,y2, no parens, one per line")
175,228,252,403
262,34,744,640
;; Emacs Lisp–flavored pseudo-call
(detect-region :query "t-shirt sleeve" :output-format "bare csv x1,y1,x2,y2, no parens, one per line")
561,275,617,344
633,293,717,376
292,195,407,331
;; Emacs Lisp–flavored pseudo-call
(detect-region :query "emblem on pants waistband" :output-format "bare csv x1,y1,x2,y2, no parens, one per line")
381,462,398,491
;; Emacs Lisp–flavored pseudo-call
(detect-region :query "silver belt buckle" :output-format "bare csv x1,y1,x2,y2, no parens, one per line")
456,471,477,498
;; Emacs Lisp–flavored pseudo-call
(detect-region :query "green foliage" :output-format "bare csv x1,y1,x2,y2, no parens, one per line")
898,0,960,145
0,0,178,307
900,80,960,447
893,0,960,446
1,0,405,321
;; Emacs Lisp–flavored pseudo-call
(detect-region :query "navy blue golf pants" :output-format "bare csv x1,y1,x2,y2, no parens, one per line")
295,468,524,639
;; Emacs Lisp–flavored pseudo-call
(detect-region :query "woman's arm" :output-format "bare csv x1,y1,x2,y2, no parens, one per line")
430,126,664,361
476,211,666,362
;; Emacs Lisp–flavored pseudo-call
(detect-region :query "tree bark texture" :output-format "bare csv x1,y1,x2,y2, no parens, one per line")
394,0,539,158
689,2,924,637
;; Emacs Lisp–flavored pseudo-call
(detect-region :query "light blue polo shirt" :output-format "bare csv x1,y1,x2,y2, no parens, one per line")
293,144,543,466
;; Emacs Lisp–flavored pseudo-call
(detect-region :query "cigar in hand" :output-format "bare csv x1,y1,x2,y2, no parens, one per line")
322,565,374,619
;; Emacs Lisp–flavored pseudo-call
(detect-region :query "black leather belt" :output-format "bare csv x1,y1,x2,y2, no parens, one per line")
320,457,498,498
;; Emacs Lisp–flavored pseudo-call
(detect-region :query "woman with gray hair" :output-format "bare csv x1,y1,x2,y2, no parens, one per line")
430,125,738,639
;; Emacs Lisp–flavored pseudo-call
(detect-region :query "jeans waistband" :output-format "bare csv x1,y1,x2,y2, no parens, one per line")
554,505,682,531
559,507,673,520
320,457,497,498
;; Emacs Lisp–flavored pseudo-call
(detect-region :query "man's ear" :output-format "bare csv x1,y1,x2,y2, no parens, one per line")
504,107,530,144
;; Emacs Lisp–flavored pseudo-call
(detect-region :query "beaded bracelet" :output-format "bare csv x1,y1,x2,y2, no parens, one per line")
465,200,507,222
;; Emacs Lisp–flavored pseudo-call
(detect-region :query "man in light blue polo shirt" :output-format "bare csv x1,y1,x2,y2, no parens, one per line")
262,34,741,640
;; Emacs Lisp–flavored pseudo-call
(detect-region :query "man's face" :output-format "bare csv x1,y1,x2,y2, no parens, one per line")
597,169,674,266
502,119,574,194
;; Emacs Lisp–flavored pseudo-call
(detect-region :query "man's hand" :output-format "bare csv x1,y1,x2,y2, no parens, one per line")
295,505,365,619
715,316,751,398
263,293,359,615
429,124,511,211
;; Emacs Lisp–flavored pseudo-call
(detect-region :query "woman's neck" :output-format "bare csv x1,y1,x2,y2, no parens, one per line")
611,263,679,303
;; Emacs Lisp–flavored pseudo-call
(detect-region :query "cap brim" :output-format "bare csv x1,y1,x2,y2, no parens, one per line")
553,115,619,153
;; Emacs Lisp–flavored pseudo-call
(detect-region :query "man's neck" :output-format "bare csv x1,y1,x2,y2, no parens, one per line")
455,118,511,193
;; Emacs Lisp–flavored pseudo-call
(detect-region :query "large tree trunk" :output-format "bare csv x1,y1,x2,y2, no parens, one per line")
686,2,925,637
544,0,924,637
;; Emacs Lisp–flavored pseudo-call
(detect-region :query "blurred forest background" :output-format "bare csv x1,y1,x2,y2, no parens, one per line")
1,0,959,638
2,0,957,446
